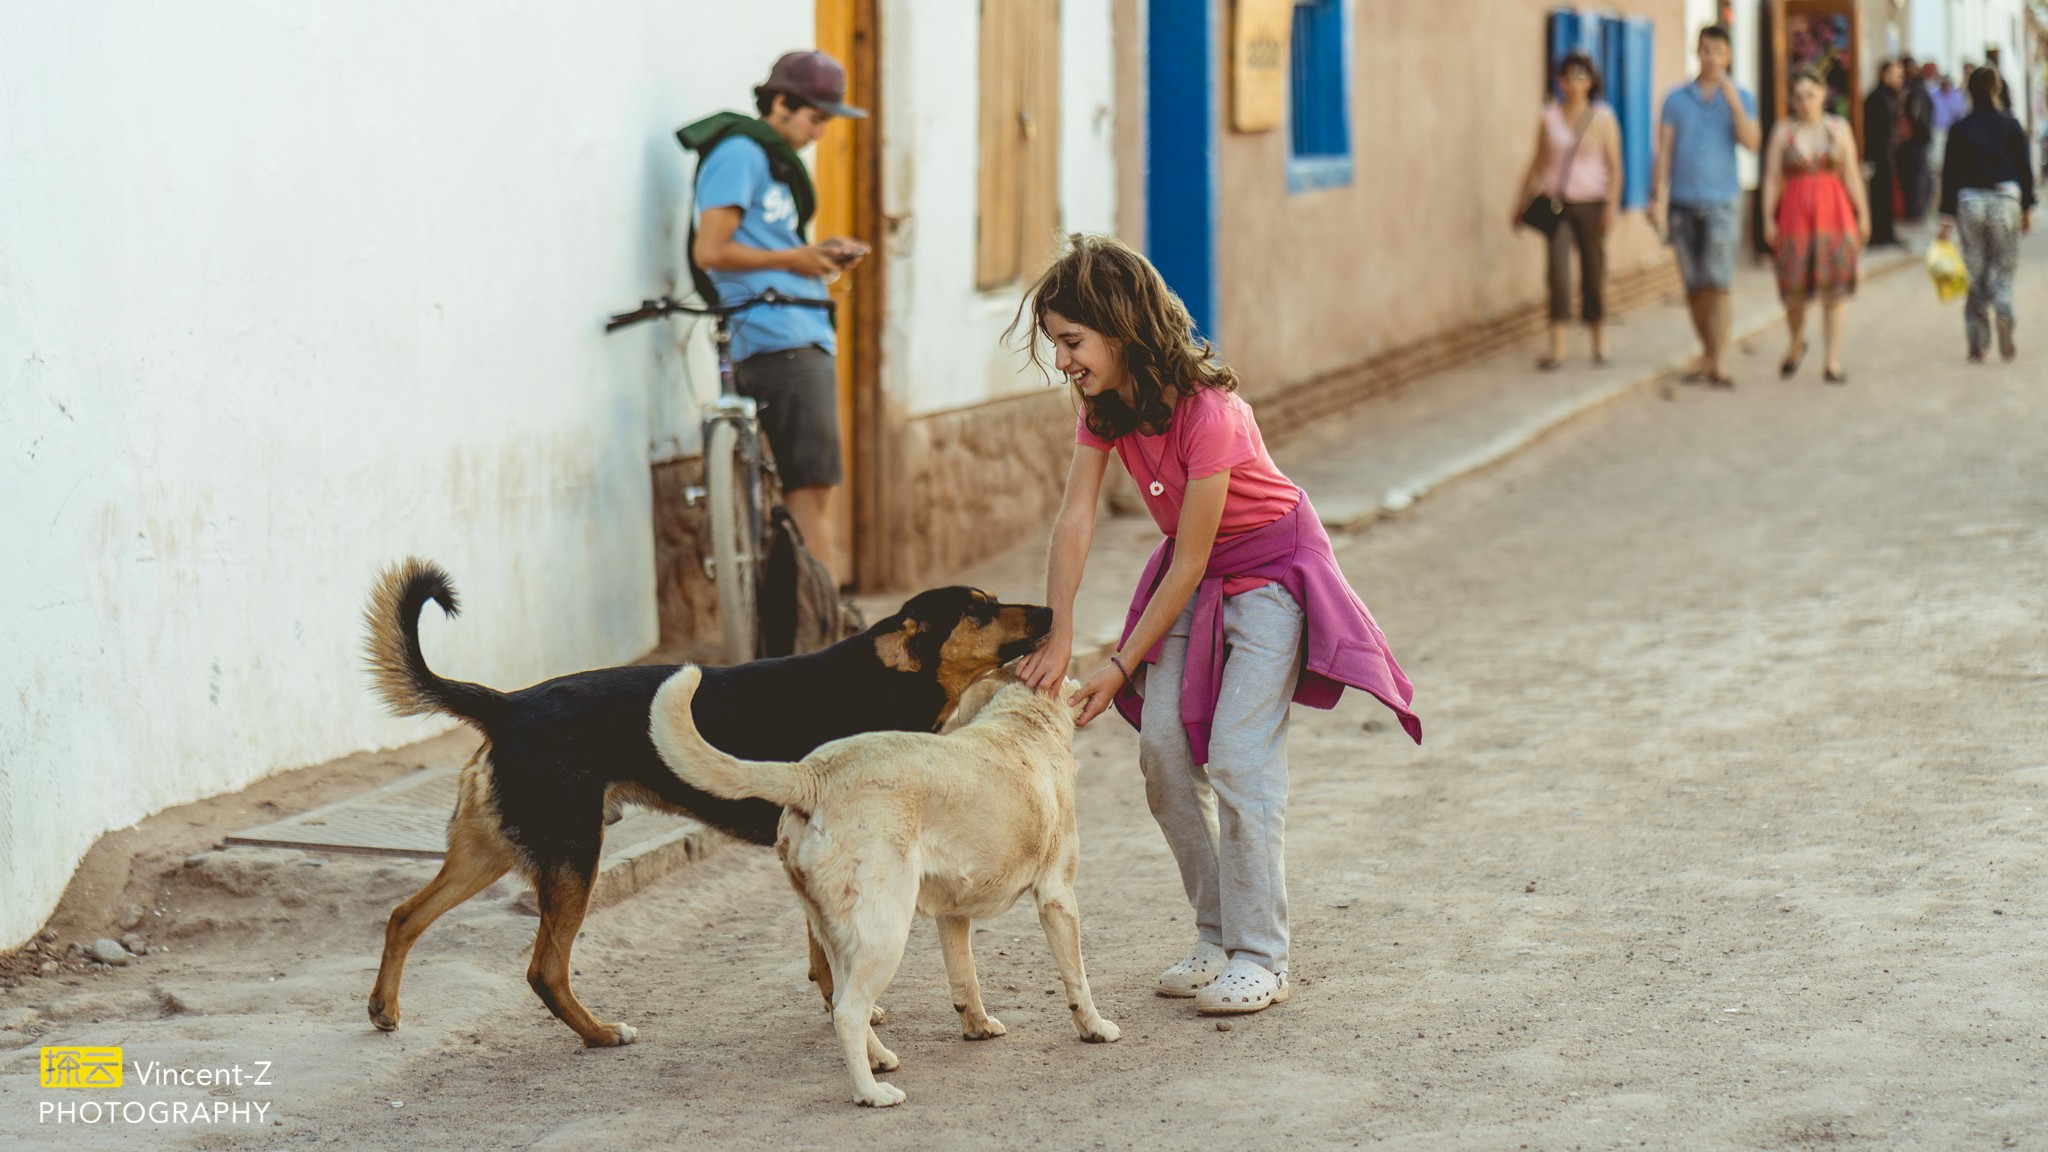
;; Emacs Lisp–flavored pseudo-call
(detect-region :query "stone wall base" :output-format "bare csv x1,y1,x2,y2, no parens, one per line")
879,388,1079,587
1250,261,1682,441
648,457,724,659
656,261,1683,615
877,260,1681,591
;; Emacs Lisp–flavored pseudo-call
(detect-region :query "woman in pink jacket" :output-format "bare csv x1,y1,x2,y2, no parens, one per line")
1012,234,1421,1017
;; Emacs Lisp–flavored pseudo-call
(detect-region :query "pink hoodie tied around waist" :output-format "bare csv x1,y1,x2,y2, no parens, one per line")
1113,493,1422,762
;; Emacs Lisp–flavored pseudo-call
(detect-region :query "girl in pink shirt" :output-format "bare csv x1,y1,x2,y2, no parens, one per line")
1013,234,1419,1016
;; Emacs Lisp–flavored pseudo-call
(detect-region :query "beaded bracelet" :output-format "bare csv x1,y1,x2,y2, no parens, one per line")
1109,654,1132,689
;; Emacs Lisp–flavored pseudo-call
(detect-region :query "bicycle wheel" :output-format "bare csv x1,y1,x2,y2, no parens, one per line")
703,420,757,664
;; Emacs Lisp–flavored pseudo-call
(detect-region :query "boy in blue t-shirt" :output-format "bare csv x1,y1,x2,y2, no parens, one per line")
692,51,868,585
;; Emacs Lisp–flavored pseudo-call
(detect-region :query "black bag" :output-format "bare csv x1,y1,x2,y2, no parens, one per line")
758,505,861,657
1522,106,1596,237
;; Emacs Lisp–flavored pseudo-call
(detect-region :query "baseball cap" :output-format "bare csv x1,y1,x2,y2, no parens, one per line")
761,50,867,119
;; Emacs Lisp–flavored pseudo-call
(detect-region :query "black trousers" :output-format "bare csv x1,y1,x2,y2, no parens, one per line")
1867,162,1898,244
1897,143,1930,219
1546,202,1608,323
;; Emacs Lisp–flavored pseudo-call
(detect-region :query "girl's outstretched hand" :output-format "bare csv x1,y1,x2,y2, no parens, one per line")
1071,664,1125,727
1018,633,1072,697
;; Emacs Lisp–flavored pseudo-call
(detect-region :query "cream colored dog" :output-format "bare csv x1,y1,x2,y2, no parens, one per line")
647,666,1120,1107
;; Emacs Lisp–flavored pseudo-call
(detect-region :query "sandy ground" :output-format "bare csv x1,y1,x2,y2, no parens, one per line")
5,236,2046,1150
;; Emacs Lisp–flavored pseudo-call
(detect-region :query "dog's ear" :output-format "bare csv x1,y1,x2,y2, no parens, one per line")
875,620,924,673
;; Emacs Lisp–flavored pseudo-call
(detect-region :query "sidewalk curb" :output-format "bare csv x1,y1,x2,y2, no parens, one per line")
1069,247,1922,670
1354,246,1923,534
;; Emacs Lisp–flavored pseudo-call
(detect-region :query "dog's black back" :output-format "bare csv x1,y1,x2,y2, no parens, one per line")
486,650,950,853
364,559,1047,861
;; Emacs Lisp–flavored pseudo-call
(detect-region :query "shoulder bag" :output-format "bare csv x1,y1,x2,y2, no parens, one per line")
1522,105,1597,237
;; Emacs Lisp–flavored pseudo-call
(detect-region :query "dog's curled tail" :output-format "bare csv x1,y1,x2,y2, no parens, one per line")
648,666,812,807
362,557,506,731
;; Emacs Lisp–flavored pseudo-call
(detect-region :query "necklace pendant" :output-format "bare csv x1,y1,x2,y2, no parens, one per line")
1148,480,1165,497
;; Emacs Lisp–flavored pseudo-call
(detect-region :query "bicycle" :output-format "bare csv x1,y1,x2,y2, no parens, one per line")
606,288,831,664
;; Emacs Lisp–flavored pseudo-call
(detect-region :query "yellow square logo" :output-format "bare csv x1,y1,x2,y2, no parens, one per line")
40,1047,123,1089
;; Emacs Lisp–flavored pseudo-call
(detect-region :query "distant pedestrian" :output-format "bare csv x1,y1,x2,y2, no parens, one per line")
1651,25,1761,388
1897,57,1935,221
1512,51,1622,369
1011,233,1420,1017
1863,61,1904,246
1763,71,1869,384
1931,72,1967,191
1938,67,2036,362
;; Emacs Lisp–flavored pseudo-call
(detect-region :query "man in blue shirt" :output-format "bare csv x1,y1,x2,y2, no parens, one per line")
1650,25,1760,388
690,51,868,584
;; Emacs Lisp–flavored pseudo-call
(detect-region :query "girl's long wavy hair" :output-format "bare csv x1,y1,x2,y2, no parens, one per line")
1008,233,1238,441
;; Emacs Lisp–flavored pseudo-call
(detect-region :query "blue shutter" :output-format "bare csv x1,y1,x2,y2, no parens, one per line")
1620,19,1654,208
1287,0,1352,192
1147,0,1219,338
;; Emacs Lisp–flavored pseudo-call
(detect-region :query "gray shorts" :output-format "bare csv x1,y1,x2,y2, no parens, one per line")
733,345,843,491
1668,199,1741,294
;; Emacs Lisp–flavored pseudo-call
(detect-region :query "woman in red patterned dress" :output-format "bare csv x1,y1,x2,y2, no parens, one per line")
1763,70,1871,383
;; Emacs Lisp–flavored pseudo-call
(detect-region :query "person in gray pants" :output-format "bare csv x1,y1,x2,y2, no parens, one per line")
1937,67,2036,363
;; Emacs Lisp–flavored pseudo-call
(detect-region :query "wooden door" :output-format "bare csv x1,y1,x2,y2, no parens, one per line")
813,0,876,587
1772,0,1863,149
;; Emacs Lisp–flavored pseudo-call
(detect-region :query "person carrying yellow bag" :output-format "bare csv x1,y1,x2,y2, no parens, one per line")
1925,237,1969,304
1936,67,2035,361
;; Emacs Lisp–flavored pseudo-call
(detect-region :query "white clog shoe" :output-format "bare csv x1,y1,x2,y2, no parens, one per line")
1155,940,1229,997
1195,956,1289,1015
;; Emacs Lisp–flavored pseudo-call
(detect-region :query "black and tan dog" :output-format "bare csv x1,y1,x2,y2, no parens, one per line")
361,557,1051,1049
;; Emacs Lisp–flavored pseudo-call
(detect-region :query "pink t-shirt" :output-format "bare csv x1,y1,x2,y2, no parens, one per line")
1077,387,1301,591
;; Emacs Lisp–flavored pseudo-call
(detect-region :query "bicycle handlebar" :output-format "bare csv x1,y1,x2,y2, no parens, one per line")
604,287,834,333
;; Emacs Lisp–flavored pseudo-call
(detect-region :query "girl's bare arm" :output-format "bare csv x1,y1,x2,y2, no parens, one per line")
1073,470,1230,725
1019,444,1110,694
1836,119,1871,239
1761,124,1787,243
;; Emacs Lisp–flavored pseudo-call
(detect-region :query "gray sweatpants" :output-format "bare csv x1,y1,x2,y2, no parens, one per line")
1138,583,1304,973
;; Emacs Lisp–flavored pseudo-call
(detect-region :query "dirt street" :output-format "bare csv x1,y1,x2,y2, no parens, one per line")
5,236,2046,1150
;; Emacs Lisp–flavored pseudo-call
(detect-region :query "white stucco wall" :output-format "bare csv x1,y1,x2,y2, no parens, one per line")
879,0,1119,418
0,1,809,948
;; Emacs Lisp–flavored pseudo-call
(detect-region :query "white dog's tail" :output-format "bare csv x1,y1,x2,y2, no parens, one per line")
647,666,813,807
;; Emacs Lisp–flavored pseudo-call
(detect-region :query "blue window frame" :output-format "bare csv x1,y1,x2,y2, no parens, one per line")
1288,0,1351,193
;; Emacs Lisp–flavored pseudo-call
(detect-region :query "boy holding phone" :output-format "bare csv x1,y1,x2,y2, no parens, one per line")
688,51,868,585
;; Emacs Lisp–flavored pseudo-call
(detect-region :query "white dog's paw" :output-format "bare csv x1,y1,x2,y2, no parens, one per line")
869,1044,900,1072
871,1002,888,1026
855,1080,907,1107
962,1015,1007,1040
1078,1016,1120,1044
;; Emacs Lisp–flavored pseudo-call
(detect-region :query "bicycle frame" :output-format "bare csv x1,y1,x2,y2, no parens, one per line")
701,321,766,582
609,290,826,661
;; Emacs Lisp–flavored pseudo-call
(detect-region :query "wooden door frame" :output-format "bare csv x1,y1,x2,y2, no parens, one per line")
1770,0,1864,149
844,0,887,591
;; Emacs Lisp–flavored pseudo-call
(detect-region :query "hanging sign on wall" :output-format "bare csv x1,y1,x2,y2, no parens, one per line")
1231,0,1293,133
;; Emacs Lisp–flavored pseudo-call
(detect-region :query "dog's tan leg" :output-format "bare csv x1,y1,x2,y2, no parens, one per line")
795,875,886,1024
806,925,833,1003
527,864,638,1048
825,886,914,1106
936,915,1005,1039
1034,878,1120,1044
368,825,512,1032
